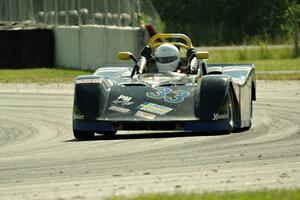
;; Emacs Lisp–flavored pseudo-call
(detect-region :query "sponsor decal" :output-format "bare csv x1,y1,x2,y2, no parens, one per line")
146,87,190,104
135,111,156,119
108,106,130,113
76,79,102,84
137,102,173,115
113,95,134,106
213,113,229,121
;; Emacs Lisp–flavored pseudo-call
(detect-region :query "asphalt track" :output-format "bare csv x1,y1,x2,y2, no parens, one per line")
0,81,299,200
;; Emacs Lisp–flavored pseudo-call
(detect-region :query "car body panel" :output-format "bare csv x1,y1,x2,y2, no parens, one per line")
73,64,255,133
72,33,255,135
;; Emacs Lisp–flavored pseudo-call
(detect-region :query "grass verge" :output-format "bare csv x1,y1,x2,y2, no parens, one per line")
207,46,294,63
216,58,300,71
207,46,300,72
109,189,300,200
0,67,300,83
205,46,300,79
257,73,300,80
0,68,90,83
1,45,300,83
247,58,300,71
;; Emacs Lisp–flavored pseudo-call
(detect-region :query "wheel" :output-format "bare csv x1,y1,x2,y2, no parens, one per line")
217,90,234,135
227,89,234,134
73,130,95,140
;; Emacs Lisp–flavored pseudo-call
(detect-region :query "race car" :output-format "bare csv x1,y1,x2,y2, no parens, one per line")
72,33,256,140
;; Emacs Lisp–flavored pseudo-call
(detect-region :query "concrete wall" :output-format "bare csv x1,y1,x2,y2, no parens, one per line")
80,25,107,70
54,25,143,70
54,26,80,68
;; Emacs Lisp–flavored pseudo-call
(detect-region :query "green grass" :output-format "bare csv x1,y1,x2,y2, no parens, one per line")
0,68,90,83
1,45,300,83
257,73,300,80
207,46,300,71
109,189,300,200
206,45,300,79
207,46,295,63
247,58,300,71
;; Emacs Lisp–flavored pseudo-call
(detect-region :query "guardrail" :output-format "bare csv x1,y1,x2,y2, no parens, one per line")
0,0,141,27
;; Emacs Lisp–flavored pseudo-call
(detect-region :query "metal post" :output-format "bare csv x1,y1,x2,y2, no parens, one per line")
18,0,23,21
54,0,58,25
29,0,34,22
117,0,121,26
65,0,69,25
77,0,81,25
130,0,134,27
4,0,7,21
43,0,47,24
8,0,13,21
23,0,26,20
136,0,142,27
104,0,108,25
91,0,95,24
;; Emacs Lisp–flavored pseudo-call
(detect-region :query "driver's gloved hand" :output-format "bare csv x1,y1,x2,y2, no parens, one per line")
187,47,196,61
140,46,152,60
189,57,199,74
187,48,198,74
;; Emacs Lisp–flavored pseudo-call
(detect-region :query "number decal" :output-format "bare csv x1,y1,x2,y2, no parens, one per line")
146,87,172,99
164,90,189,104
146,87,190,104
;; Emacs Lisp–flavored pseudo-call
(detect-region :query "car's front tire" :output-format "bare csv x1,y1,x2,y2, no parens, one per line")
227,89,234,134
73,130,95,140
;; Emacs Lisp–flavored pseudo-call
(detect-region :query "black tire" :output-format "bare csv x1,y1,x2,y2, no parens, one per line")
73,130,95,140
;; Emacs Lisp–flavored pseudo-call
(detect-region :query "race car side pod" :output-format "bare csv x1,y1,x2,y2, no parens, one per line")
74,75,108,119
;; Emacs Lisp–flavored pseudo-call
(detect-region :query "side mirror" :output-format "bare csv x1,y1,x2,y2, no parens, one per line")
118,52,132,60
196,51,209,60
118,52,137,63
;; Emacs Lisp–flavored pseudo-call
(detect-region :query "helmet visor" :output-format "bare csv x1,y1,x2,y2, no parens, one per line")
156,56,177,64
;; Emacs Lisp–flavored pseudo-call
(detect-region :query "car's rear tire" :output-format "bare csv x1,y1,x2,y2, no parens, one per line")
73,130,95,140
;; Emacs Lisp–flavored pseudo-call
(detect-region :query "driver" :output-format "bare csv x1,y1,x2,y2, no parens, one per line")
139,43,199,74
155,43,181,73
